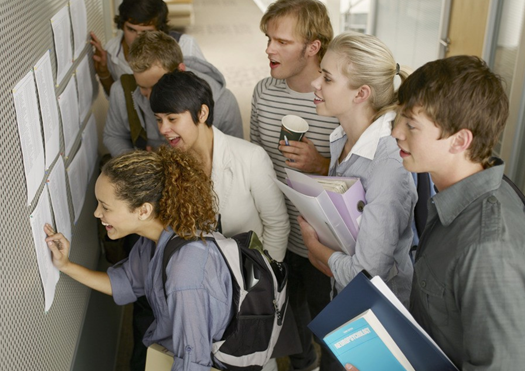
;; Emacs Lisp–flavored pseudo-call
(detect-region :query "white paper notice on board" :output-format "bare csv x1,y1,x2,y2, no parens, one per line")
58,77,80,156
34,51,61,169
68,143,89,223
51,6,73,85
76,54,93,121
82,113,98,179
70,0,88,60
12,71,46,206
47,156,72,243
29,190,60,312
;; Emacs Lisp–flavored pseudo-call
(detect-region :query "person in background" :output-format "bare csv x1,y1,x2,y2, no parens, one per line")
103,30,243,158
90,0,205,95
250,0,339,370
298,32,416,308
393,55,525,369
45,148,233,371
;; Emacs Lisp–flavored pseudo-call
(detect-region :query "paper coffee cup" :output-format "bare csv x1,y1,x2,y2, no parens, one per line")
279,115,309,145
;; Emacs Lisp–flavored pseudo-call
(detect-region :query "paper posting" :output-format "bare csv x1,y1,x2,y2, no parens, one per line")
30,190,60,312
34,51,61,169
67,144,89,223
12,72,46,206
76,55,93,121
47,157,72,243
70,0,88,60
51,6,73,85
58,77,80,156
82,114,99,179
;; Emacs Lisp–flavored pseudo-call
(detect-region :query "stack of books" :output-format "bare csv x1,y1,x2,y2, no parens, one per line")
274,168,366,255
309,271,458,371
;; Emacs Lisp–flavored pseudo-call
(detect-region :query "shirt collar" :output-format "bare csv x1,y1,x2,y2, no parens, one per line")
432,159,505,226
330,111,395,162
106,30,124,65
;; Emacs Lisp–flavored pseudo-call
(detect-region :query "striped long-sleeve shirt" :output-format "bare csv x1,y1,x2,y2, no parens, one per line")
250,77,339,257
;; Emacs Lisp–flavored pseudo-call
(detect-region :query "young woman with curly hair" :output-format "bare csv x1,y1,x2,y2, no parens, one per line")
44,147,233,371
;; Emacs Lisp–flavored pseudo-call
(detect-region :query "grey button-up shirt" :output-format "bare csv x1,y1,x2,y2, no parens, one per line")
327,112,416,306
410,161,525,369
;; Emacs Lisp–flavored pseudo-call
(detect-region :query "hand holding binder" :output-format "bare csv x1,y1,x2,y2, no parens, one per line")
308,271,458,371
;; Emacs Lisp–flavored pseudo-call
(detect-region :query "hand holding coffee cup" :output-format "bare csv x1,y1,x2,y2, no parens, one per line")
278,115,309,146
278,115,328,173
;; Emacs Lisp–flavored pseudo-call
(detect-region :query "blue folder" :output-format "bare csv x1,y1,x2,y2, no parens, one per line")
308,271,457,371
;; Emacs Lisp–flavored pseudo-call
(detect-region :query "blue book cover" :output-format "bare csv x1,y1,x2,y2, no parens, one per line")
308,271,458,371
324,311,411,370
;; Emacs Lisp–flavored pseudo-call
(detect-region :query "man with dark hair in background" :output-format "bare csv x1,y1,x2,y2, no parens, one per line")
90,0,205,95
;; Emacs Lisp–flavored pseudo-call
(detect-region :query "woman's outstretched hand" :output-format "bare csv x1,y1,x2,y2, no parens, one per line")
44,223,71,271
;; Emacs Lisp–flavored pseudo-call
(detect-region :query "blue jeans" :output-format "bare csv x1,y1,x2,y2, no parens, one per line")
285,251,343,371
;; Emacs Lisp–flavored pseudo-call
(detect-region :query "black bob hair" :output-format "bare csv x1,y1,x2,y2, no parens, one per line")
150,70,215,127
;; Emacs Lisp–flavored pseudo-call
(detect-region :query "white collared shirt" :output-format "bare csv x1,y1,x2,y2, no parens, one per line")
329,110,396,164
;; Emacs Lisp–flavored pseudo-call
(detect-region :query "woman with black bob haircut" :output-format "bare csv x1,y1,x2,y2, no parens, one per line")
150,70,289,264
151,70,215,129
151,72,291,371
150,69,290,288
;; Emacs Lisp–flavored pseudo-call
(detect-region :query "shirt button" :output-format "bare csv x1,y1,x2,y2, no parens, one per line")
488,195,497,204
421,280,427,288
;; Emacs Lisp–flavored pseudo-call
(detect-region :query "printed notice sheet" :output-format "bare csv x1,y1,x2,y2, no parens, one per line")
68,144,89,223
30,190,60,312
70,0,88,60
82,114,98,179
47,157,72,243
76,54,93,121
58,77,80,156
12,71,46,206
34,51,61,169
51,6,73,85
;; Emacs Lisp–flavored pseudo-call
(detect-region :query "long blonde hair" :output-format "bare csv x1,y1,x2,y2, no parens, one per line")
328,32,409,121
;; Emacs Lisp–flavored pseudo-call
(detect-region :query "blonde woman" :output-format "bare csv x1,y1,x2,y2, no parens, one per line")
298,32,417,306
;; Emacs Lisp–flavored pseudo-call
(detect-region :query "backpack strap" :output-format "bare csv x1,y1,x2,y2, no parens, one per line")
503,174,525,205
414,172,431,237
162,235,214,299
120,74,148,150
489,157,525,205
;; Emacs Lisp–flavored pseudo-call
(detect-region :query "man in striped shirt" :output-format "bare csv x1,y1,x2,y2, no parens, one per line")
250,1,340,370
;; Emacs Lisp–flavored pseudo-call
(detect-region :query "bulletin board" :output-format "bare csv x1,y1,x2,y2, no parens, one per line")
0,0,109,369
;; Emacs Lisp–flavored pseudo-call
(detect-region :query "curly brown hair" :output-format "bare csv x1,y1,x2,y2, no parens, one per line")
102,147,217,239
